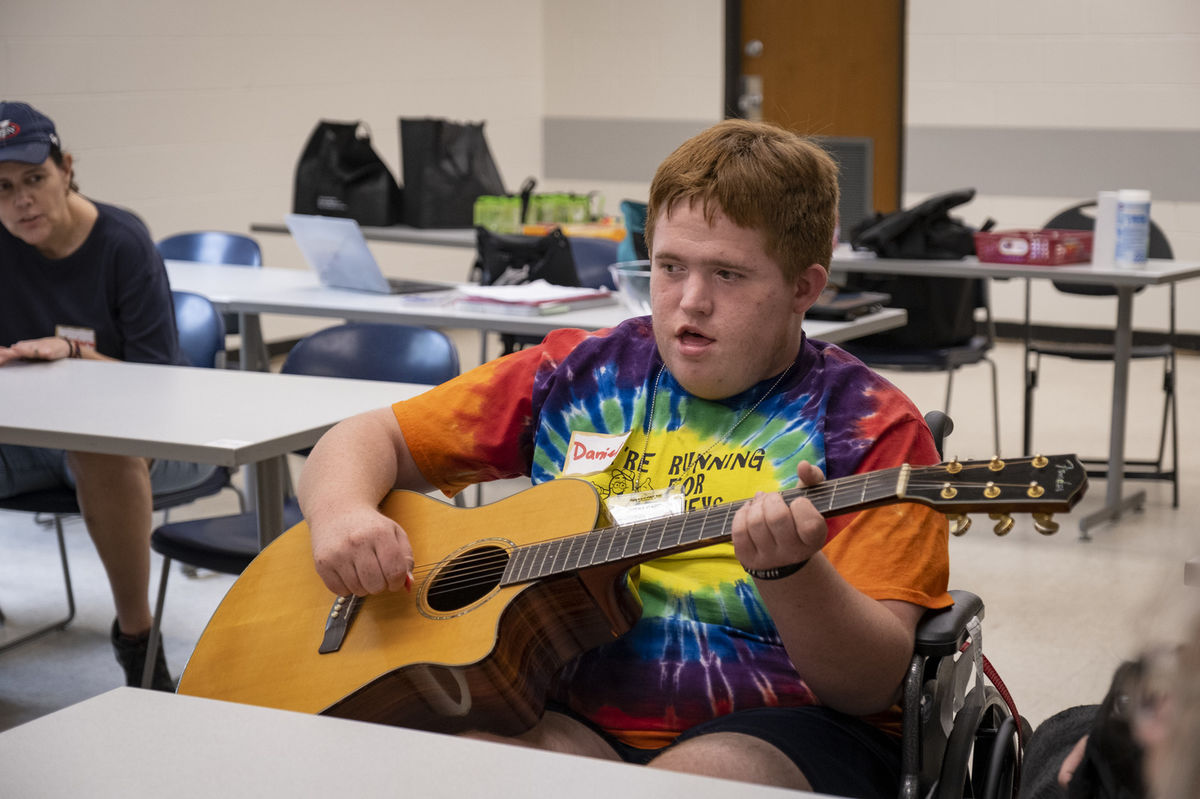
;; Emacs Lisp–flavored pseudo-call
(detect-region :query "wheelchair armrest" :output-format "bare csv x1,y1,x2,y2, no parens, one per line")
915,589,984,658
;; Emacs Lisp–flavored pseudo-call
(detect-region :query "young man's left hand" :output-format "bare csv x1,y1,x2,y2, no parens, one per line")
731,461,827,573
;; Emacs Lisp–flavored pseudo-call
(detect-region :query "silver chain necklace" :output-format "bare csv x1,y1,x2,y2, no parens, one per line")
635,361,793,489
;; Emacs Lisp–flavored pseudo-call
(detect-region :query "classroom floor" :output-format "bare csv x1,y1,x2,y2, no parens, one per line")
2,338,1197,737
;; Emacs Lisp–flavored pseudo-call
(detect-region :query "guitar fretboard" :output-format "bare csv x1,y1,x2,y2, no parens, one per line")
501,465,908,585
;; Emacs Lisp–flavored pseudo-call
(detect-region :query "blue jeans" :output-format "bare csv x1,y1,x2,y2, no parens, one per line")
0,444,219,499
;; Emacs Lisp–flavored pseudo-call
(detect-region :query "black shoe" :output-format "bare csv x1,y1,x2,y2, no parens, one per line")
110,620,176,692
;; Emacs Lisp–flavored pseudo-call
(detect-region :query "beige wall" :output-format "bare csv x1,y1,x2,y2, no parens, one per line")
907,0,1200,332
5,0,550,341
4,0,1197,336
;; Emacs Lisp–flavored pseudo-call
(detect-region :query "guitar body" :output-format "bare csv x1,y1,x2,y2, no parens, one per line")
177,479,639,735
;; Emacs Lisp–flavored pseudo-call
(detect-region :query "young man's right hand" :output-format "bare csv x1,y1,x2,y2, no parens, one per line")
309,504,414,597
299,407,432,598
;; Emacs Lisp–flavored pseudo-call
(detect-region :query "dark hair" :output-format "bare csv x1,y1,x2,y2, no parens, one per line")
48,141,79,193
644,119,839,281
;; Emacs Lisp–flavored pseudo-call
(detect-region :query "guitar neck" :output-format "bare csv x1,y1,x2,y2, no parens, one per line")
501,465,909,585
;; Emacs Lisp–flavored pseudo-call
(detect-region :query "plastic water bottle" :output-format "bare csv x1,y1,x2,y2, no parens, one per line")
1114,189,1151,269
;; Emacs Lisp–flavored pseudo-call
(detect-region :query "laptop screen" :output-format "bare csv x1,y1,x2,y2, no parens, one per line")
284,214,391,293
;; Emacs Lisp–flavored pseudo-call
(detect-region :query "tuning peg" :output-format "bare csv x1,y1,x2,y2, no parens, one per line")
989,512,1014,536
1032,513,1060,535
947,514,972,536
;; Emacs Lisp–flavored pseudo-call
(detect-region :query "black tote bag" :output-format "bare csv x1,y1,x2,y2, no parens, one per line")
400,118,506,229
293,121,403,227
471,226,579,287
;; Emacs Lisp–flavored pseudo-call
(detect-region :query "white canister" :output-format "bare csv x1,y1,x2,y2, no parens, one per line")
1114,189,1151,268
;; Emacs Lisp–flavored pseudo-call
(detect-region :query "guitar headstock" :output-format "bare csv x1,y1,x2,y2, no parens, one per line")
902,454,1087,536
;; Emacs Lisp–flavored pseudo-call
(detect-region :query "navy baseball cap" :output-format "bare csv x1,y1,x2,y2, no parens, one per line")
0,102,61,164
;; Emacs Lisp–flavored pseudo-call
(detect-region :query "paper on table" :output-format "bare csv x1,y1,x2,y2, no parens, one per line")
457,280,612,304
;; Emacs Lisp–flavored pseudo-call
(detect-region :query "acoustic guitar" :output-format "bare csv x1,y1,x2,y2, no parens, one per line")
177,455,1086,735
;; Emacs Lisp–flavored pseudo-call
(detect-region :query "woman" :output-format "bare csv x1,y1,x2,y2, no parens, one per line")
0,100,217,690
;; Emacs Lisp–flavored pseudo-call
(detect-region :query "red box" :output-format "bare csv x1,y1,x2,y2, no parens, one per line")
973,229,1093,265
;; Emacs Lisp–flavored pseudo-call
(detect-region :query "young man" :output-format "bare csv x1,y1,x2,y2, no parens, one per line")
298,119,951,796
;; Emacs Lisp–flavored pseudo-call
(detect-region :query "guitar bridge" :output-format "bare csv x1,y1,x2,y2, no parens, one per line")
319,595,361,654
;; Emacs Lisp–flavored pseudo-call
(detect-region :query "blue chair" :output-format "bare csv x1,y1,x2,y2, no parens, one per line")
569,236,619,290
168,291,241,511
1025,202,1178,506
281,322,460,383
141,322,461,686
172,290,226,369
0,293,233,655
157,231,262,269
157,231,263,365
616,199,648,264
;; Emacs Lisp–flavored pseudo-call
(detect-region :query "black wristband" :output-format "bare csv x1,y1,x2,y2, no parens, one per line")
61,337,80,358
746,558,810,581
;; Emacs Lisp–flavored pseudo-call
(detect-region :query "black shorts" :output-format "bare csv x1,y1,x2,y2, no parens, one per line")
547,703,901,799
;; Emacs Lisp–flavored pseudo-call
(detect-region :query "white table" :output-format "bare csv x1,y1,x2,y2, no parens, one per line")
0,687,826,798
251,221,475,248
165,261,909,367
830,246,1200,536
0,359,427,546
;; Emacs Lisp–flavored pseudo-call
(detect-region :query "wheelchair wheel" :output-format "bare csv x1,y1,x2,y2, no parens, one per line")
935,685,1021,799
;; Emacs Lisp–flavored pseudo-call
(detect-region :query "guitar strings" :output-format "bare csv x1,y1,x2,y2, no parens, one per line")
408,468,1033,591
408,473,1035,590
407,467,1036,586
406,466,1045,599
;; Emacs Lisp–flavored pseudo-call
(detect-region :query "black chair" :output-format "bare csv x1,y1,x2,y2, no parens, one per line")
0,293,234,655
842,282,1001,456
898,411,1025,799
141,322,462,687
0,489,76,653
1026,201,1178,506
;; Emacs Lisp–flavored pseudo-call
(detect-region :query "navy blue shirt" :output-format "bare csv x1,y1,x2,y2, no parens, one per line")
1,201,183,365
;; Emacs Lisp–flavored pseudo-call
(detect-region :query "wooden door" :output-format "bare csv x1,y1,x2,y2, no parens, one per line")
731,0,905,215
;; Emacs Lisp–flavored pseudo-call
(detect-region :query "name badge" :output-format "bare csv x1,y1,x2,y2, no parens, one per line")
562,430,631,477
56,325,96,347
605,485,685,525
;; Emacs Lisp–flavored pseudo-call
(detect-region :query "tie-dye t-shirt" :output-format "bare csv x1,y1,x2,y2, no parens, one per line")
393,317,950,748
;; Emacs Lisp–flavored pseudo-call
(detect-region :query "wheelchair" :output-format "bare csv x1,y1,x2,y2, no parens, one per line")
901,589,1025,799
899,412,1028,799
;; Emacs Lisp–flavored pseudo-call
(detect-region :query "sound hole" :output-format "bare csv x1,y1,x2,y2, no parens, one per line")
426,545,509,613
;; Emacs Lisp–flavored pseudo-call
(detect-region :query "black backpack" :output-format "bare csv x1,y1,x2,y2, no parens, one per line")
845,189,994,349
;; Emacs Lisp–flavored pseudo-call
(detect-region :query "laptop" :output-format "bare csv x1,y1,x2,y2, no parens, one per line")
807,286,891,321
284,214,452,295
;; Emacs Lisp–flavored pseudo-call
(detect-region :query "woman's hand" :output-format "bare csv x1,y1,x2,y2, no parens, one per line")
0,336,74,366
16,336,72,360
